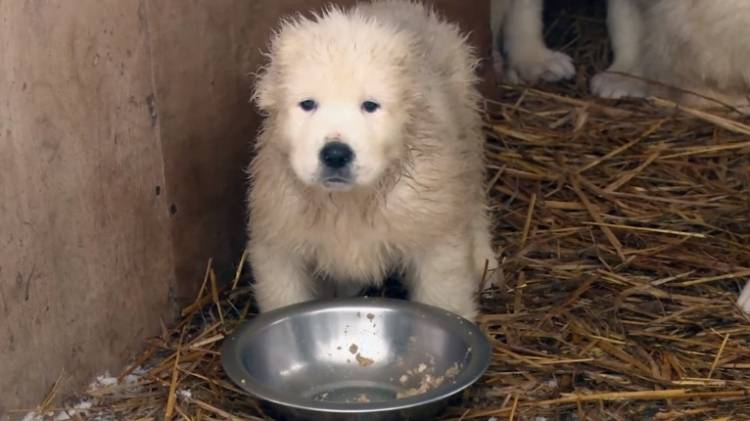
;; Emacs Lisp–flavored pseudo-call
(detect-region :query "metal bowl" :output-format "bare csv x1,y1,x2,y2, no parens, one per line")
221,297,491,421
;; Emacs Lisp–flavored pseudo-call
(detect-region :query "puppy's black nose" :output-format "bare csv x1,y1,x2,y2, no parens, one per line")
320,141,354,169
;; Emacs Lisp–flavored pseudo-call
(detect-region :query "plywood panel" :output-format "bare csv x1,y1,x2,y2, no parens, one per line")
0,0,176,413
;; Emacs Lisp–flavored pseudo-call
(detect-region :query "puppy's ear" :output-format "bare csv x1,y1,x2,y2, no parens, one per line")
252,62,279,112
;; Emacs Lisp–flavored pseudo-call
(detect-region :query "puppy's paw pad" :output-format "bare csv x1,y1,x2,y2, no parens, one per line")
505,49,575,84
738,281,750,315
591,71,647,99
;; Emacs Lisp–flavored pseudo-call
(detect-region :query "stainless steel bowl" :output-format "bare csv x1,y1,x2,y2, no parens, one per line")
221,297,491,421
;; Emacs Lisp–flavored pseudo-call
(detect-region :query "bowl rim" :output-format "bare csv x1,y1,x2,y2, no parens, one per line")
221,297,491,414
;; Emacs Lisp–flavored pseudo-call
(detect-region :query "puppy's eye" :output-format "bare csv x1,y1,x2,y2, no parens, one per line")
299,99,317,112
361,100,380,113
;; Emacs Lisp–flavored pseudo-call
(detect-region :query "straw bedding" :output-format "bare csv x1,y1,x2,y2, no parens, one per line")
27,5,750,421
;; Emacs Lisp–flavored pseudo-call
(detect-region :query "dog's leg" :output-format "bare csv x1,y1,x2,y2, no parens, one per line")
501,0,575,84
249,243,314,312
490,0,509,77
591,0,648,98
409,236,479,321
738,280,750,315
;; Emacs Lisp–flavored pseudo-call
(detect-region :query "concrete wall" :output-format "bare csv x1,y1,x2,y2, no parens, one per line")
0,0,490,414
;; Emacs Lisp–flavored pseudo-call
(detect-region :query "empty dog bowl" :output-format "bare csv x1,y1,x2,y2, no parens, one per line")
221,297,491,420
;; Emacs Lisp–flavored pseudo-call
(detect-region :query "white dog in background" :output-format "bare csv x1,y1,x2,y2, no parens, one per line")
490,0,750,313
490,0,576,84
492,0,750,109
247,1,496,320
592,0,750,108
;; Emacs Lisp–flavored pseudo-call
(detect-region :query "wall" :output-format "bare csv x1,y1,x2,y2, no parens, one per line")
143,0,260,305
0,0,176,413
0,0,490,414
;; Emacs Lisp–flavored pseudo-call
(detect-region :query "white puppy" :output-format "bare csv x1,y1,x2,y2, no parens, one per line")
490,0,576,84
247,1,496,320
592,0,750,108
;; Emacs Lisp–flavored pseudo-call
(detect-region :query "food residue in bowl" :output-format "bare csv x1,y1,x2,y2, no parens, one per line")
397,374,444,399
344,343,375,366
395,361,462,399
444,363,461,378
355,353,375,367
313,392,371,404
355,393,370,403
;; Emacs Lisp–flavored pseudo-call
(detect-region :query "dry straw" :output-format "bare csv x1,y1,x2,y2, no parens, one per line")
37,83,750,421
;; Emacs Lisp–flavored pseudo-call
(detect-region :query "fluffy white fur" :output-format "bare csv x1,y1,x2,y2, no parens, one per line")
592,0,750,108
247,1,496,320
490,0,575,84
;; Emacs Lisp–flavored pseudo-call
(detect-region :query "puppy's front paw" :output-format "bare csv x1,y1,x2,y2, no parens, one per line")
591,70,647,99
738,280,750,315
454,302,479,322
249,244,314,312
505,49,575,84
412,282,479,321
410,238,481,321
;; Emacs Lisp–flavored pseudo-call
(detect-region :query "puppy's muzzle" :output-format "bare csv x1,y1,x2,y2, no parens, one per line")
319,141,355,187
320,141,354,170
